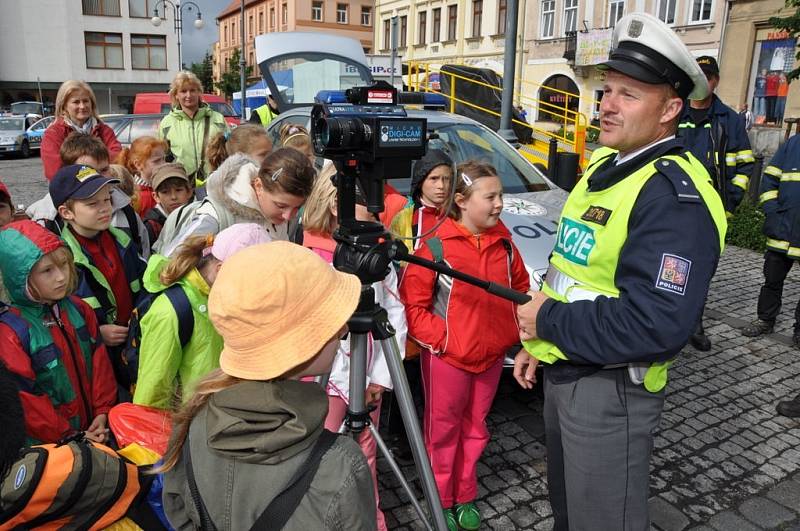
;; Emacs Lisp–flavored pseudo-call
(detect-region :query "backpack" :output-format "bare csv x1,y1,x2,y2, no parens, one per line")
0,438,147,531
121,284,194,392
153,196,234,255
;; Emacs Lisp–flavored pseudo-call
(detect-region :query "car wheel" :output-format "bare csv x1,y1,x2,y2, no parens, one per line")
19,141,30,158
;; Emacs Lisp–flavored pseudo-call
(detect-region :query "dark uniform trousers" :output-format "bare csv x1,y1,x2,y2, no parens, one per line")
757,249,800,329
544,367,665,531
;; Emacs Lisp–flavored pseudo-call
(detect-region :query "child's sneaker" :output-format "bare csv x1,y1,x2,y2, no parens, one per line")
443,508,457,531
455,502,481,530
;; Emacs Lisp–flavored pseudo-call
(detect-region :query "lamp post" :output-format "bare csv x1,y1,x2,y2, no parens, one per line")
151,0,205,70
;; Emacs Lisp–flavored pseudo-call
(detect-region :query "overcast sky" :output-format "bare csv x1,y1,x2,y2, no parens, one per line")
180,0,228,66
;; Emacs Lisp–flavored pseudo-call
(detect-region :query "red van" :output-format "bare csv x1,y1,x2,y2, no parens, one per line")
133,93,240,127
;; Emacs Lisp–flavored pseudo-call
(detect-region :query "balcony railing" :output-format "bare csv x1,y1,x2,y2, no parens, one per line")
563,31,577,63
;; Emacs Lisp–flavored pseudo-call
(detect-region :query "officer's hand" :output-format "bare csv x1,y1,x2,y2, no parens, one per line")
517,291,550,340
513,348,539,390
100,324,128,347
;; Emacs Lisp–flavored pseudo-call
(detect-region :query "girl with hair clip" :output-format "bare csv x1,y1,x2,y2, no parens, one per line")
400,160,529,531
134,224,270,409
116,136,168,216
0,220,116,444
206,123,273,173
301,162,407,531
160,148,315,254
279,123,315,167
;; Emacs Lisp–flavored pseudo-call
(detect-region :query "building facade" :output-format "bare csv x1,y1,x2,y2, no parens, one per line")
373,0,522,73
718,0,799,126
523,0,727,123
0,0,179,114
214,0,375,89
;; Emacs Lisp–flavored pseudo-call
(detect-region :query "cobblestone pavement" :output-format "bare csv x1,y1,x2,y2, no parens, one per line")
379,245,800,530
2,157,799,530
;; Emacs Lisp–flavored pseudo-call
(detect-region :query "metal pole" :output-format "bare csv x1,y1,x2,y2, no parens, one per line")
36,77,43,106
240,0,247,121
390,16,399,88
498,0,519,144
175,4,183,69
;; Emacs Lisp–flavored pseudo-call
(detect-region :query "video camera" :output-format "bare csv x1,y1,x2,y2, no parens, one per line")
310,81,427,214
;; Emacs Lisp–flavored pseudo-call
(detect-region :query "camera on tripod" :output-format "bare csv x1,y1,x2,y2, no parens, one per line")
311,81,427,213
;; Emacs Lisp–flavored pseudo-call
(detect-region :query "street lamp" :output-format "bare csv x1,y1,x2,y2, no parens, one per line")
151,0,205,70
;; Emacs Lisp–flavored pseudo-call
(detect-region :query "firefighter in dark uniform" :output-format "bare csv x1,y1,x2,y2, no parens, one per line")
513,13,728,531
678,55,755,351
743,133,800,416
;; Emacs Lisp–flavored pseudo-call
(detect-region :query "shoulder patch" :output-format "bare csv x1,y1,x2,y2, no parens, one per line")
655,158,701,203
655,253,692,295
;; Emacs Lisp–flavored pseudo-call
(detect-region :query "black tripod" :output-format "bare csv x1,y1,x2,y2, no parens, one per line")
330,169,531,531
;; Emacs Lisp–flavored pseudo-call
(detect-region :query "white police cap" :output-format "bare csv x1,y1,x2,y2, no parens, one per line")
599,12,709,100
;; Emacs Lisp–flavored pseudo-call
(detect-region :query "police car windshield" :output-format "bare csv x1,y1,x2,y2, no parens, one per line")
392,123,550,195
264,54,372,108
0,118,24,130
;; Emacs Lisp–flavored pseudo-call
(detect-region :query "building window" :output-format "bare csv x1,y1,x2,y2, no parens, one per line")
384,19,391,48
312,1,323,21
400,15,408,47
337,3,348,24
129,0,155,18
690,0,712,23
498,0,507,34
249,15,254,37
447,5,458,41
282,3,288,25
249,50,254,68
82,0,120,16
259,11,264,31
131,34,167,70
224,25,228,46
232,20,236,43
564,0,578,33
270,8,275,29
418,11,427,45
657,0,676,24
540,0,555,38
362,6,371,26
471,0,482,38
85,32,123,69
609,0,625,27
433,8,442,42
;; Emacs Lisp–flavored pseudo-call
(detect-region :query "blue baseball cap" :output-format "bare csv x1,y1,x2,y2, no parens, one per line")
50,164,120,208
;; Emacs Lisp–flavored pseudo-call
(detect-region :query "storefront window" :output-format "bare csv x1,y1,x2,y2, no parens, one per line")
749,32,796,125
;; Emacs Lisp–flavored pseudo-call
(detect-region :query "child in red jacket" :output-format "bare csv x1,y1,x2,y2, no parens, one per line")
400,160,529,531
0,220,116,444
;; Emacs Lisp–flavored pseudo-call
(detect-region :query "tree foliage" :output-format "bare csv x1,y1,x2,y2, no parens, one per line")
214,48,252,99
189,52,214,92
768,0,800,80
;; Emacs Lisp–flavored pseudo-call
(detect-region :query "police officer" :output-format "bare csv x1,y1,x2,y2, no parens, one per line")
248,93,279,127
678,55,755,351
513,13,727,530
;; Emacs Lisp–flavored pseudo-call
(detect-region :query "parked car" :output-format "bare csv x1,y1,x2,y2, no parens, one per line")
133,93,240,127
101,113,164,149
0,115,45,157
10,101,44,120
23,115,55,151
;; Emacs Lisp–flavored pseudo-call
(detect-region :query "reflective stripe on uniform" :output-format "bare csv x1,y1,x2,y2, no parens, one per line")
737,149,755,163
732,174,749,190
780,172,800,182
767,238,790,251
726,154,737,166
759,190,779,204
765,165,783,177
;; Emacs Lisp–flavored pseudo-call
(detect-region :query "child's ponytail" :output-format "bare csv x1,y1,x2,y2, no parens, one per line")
206,131,230,172
159,234,215,286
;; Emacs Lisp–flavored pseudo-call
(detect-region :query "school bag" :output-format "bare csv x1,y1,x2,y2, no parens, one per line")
121,284,194,392
153,196,233,255
0,437,152,531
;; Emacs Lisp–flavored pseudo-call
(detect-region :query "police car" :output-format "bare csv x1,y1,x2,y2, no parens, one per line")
0,114,49,158
257,32,566,289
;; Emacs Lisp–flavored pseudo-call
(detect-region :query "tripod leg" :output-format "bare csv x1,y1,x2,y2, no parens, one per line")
379,337,448,531
369,423,432,531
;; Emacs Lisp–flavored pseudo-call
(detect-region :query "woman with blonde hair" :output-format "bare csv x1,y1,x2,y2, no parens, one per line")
158,71,228,189
41,80,121,180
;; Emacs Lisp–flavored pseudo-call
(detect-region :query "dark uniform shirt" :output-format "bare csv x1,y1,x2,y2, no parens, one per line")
536,138,722,367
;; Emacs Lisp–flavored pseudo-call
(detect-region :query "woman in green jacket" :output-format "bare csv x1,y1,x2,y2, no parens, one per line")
133,224,271,409
159,71,228,188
